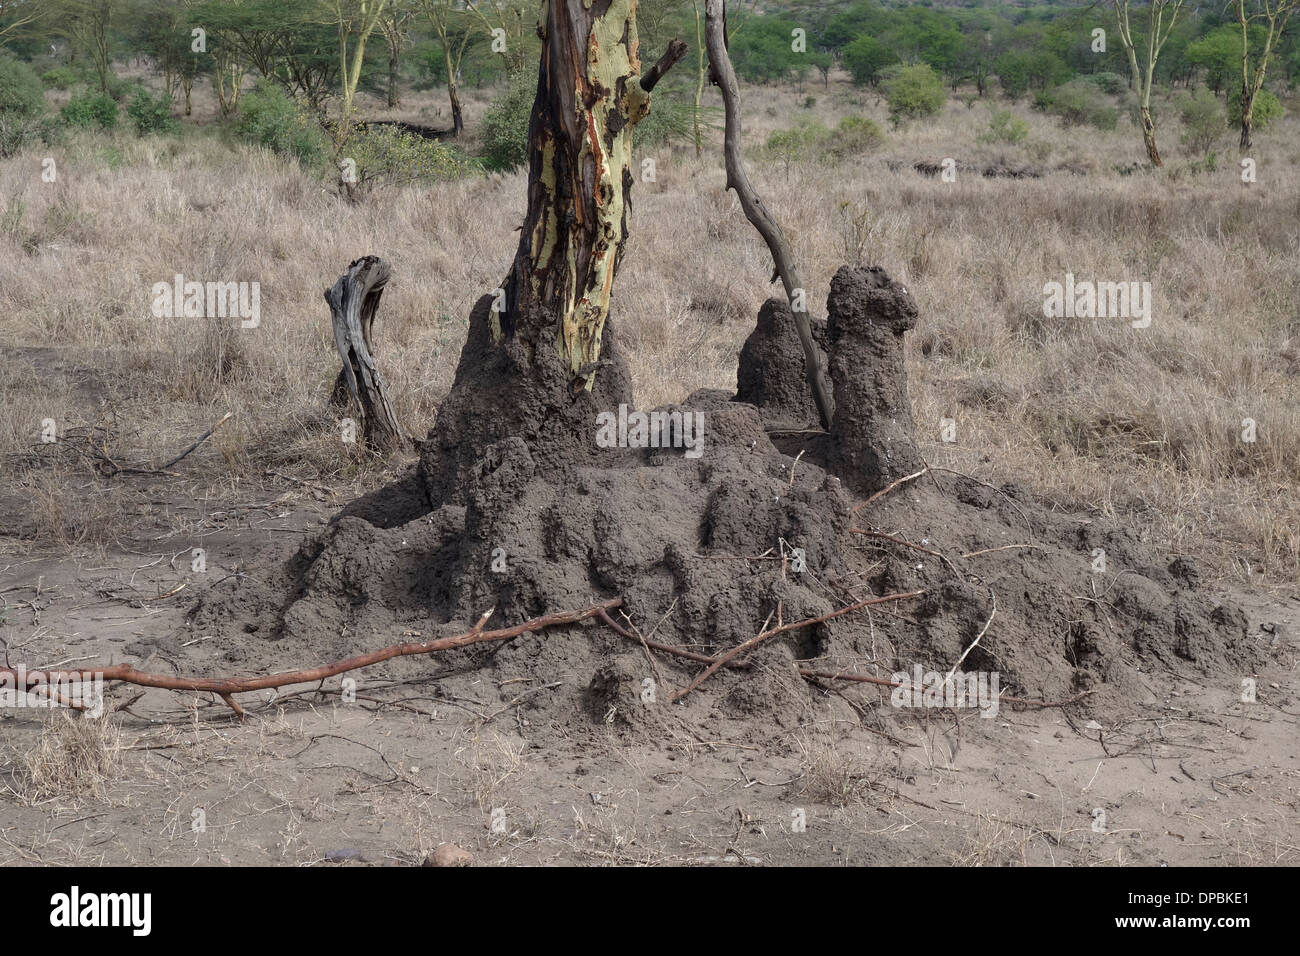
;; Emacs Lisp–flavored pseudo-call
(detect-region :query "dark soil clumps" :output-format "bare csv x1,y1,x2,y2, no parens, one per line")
186,265,1267,736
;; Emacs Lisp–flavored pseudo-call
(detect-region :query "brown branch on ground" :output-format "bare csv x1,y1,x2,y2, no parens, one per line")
1,599,622,717
670,590,925,702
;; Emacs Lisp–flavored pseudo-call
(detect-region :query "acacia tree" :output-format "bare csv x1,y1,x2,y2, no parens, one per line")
466,0,534,73
498,0,687,388
1111,0,1184,166
0,0,48,47
321,0,389,144
377,0,415,107
424,0,474,134
60,0,118,92
1232,0,1297,149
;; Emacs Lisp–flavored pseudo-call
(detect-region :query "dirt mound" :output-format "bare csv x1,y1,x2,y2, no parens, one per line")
187,265,1266,734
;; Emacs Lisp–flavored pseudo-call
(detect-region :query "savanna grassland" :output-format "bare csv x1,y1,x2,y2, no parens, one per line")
1,14,1299,868
3,70,1298,586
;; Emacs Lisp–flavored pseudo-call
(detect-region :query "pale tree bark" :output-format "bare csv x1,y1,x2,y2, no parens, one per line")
1111,0,1184,167
1232,0,1296,149
324,0,390,146
704,0,833,429
499,0,687,390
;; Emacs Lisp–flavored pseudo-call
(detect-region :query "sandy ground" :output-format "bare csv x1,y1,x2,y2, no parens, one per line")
1,471,1296,867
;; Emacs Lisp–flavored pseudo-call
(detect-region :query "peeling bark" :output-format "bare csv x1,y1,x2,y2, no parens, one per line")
500,0,686,391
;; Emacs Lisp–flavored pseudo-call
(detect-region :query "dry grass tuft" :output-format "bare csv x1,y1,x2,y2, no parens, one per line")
12,712,123,806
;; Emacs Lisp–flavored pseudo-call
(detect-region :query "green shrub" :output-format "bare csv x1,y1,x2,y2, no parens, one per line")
40,66,81,90
829,115,884,158
126,88,179,136
60,90,118,129
1227,88,1283,131
1178,88,1222,154
0,55,46,117
1087,72,1127,96
765,115,883,169
979,109,1029,144
995,51,1071,99
234,81,328,166
880,63,946,125
343,124,475,191
480,71,534,171
765,119,821,171
1036,79,1117,130
842,35,896,88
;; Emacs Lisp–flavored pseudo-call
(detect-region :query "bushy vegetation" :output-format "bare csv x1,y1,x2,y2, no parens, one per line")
479,70,534,172
1227,88,1284,131
0,55,45,117
60,90,119,130
343,124,475,191
234,81,328,167
766,114,884,173
40,66,81,90
979,109,1028,145
126,88,179,136
880,63,945,125
842,35,895,88
1035,79,1118,131
1178,88,1223,155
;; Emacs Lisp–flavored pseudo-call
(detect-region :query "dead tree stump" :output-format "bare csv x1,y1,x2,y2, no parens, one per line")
326,255,406,452
827,265,922,493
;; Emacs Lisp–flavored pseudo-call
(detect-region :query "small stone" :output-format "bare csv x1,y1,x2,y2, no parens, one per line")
423,844,472,867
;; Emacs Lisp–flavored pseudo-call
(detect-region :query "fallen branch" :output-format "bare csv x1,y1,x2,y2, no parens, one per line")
671,590,924,702
2,599,622,717
92,412,233,477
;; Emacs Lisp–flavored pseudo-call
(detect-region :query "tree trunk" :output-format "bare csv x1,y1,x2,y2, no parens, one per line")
1140,105,1162,166
1239,88,1254,149
388,52,400,107
449,81,464,135
500,0,686,391
326,256,406,452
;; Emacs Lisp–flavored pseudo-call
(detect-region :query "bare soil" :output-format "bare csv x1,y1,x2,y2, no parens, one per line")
2,272,1297,866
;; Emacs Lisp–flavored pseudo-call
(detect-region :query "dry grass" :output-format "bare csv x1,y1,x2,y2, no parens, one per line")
9,712,123,806
1,74,1297,585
